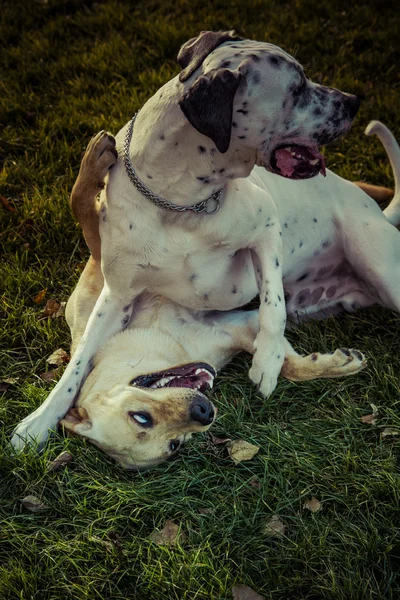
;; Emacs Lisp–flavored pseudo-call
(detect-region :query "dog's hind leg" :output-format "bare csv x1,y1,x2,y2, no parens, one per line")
70,131,117,259
204,310,366,381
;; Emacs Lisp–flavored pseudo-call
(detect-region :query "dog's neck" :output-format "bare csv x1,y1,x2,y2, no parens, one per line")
127,78,256,207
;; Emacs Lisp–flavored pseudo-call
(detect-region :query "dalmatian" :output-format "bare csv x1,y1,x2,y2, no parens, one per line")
61,132,370,469
13,30,396,451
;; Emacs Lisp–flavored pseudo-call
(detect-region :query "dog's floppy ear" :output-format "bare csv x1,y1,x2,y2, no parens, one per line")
178,30,242,82
60,406,92,436
179,68,242,153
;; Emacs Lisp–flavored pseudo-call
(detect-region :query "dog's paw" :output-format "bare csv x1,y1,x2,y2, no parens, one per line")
80,131,118,189
10,410,56,452
249,356,283,397
326,347,367,375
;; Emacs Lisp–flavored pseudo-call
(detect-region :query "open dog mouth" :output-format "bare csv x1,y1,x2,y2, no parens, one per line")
130,362,216,392
270,144,326,180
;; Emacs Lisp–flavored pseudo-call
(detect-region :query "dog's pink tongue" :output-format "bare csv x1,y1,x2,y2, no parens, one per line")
275,146,326,178
275,148,298,177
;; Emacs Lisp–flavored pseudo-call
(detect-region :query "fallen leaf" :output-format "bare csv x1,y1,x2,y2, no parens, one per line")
264,515,286,537
303,497,322,513
361,403,378,425
42,299,65,318
232,584,265,599
208,433,231,445
47,451,73,471
381,428,400,440
249,477,261,490
149,520,185,546
21,495,48,512
88,535,114,551
0,196,17,213
197,507,214,515
33,289,47,304
46,348,69,366
41,368,62,382
107,531,124,555
228,439,260,463
0,377,19,392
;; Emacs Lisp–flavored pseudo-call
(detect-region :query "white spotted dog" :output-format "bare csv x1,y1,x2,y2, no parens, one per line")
61,133,367,469
12,30,383,450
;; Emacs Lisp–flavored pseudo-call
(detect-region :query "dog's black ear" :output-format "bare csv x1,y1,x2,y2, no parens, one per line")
178,68,242,154
178,30,242,82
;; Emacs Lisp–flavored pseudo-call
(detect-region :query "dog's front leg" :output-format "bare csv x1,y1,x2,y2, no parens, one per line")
249,231,286,397
11,283,139,451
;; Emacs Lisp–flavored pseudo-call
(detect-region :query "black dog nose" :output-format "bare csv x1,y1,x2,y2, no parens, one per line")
190,397,215,426
346,94,361,119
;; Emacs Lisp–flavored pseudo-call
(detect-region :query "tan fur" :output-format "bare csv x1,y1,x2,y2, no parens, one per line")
354,182,393,205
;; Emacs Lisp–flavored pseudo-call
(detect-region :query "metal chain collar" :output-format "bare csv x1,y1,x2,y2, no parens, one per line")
123,112,223,214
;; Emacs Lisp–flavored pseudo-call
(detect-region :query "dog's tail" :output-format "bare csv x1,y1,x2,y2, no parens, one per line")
365,120,400,227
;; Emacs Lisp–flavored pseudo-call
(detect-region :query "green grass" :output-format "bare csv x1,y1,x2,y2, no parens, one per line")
1,1,400,598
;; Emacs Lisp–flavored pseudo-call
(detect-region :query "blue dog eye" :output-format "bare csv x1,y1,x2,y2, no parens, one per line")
129,412,153,427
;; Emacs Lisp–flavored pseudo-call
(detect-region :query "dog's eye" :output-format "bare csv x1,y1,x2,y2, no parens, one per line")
169,440,181,453
129,412,153,427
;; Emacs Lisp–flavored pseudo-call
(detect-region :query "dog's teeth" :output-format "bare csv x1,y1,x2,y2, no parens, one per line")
209,379,213,389
309,158,319,165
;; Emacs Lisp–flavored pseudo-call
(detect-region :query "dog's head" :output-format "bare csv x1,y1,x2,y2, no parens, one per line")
60,362,216,469
178,31,360,179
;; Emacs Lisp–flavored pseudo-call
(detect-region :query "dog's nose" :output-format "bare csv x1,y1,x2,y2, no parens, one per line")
346,94,361,119
190,397,215,426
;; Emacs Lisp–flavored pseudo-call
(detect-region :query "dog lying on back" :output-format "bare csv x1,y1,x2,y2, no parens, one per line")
12,31,400,452
61,131,374,469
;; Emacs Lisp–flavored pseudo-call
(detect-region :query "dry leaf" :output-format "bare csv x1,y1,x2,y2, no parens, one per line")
42,299,65,318
208,433,231,445
361,403,378,425
47,451,73,472
232,584,265,600
381,428,400,440
149,520,185,546
41,368,62,382
107,531,124,555
0,196,17,213
21,495,48,512
303,497,322,513
249,477,261,489
228,439,260,463
264,515,285,537
0,377,19,392
198,507,214,515
33,289,47,304
46,348,69,366
88,535,114,551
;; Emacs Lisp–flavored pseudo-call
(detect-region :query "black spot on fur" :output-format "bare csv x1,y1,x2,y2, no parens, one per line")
123,304,131,312
219,168,225,173
190,273,197,281
313,107,322,116
203,293,209,301
313,218,318,223
97,313,103,317
159,133,165,141
232,285,237,294
275,257,280,268
299,241,303,248
236,109,248,115
198,145,206,153
250,53,261,62
269,55,281,68
238,135,246,139
147,174,153,179
297,273,308,282
232,121,237,128
220,60,231,68
68,387,72,393
129,223,133,230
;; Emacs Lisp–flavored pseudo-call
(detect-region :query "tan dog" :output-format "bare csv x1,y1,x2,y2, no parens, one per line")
60,132,374,469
